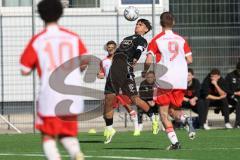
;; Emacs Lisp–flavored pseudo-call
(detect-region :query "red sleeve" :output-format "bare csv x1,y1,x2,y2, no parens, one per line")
20,38,38,73
78,38,87,55
147,39,161,63
99,60,105,76
184,40,191,54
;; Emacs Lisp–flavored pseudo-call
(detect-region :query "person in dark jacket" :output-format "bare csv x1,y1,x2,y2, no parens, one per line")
225,61,240,128
200,68,233,129
181,68,205,128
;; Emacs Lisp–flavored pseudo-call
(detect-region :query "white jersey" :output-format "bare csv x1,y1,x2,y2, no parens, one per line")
99,56,112,78
148,30,192,89
20,25,88,116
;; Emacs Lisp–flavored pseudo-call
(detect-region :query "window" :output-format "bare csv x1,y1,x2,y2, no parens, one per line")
1,0,100,8
69,0,100,8
121,0,160,5
2,0,31,6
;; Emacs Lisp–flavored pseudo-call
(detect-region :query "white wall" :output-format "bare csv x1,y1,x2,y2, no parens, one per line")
0,3,168,101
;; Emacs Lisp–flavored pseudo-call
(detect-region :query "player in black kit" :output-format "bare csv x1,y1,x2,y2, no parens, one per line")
103,19,152,144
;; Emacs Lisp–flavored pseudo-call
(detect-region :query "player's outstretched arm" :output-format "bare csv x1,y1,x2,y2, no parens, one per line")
142,53,153,77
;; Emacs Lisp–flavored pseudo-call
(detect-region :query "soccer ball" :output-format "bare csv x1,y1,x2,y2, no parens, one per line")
123,6,139,21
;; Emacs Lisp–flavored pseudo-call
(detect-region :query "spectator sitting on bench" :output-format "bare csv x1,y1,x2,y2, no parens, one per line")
200,68,233,129
225,61,240,128
181,68,205,129
135,71,160,136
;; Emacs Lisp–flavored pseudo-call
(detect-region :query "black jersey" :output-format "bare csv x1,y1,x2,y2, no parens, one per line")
107,34,147,96
139,80,154,101
115,34,148,64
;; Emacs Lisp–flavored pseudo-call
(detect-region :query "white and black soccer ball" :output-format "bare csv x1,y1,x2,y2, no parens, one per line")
123,6,139,21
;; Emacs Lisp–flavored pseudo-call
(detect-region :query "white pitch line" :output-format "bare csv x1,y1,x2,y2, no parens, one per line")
172,148,240,151
0,153,182,160
86,147,240,152
0,153,46,157
87,155,181,160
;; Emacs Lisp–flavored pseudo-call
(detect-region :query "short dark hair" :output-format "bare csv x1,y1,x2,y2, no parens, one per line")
37,0,63,23
137,19,152,33
160,12,175,28
106,40,117,47
146,70,155,76
188,68,194,75
210,68,221,75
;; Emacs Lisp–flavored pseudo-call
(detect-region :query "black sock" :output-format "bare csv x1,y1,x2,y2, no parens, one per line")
105,118,113,126
146,108,153,118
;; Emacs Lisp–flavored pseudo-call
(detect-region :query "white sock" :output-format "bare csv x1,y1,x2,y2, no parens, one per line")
60,137,81,160
138,123,143,131
106,125,113,130
133,118,139,130
133,116,139,131
43,139,61,160
167,131,178,145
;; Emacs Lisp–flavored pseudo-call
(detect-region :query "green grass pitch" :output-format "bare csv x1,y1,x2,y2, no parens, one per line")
0,129,239,160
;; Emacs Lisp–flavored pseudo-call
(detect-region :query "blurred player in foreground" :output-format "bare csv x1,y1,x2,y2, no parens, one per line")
103,19,152,144
143,12,195,150
20,0,86,159
97,40,138,137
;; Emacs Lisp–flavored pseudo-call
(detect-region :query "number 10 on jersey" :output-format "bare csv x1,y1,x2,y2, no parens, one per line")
44,41,74,71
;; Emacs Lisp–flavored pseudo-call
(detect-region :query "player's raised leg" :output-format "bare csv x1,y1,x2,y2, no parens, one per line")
130,95,153,117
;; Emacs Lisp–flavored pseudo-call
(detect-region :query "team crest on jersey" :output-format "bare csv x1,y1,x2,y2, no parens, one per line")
120,40,133,49
128,84,135,93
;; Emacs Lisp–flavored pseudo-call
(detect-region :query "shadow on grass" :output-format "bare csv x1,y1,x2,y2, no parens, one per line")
79,140,103,143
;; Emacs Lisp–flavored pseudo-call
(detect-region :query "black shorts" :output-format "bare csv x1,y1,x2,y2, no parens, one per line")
104,75,115,95
104,53,138,97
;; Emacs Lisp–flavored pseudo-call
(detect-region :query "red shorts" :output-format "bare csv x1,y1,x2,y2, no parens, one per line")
113,95,132,108
35,114,78,137
154,89,185,107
